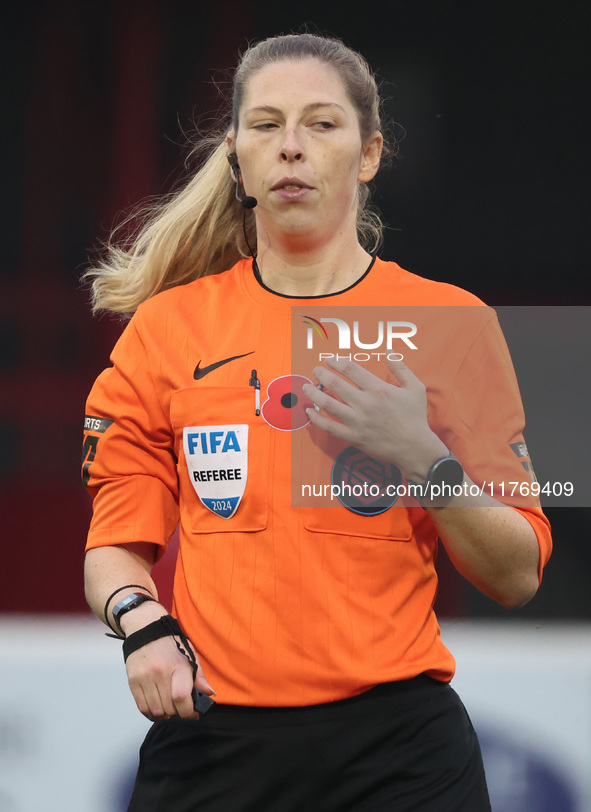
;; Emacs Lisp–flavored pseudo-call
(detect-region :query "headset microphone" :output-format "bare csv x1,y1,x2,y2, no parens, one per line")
239,192,258,209
228,153,258,209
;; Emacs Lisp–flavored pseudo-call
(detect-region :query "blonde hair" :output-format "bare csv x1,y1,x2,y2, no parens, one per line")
85,33,391,315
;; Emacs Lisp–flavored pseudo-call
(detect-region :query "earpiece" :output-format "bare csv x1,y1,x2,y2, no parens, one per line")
228,152,241,179
227,153,257,209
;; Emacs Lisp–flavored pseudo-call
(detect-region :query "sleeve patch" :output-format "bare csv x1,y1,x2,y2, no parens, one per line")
84,415,115,434
510,442,538,483
510,441,530,460
82,416,114,486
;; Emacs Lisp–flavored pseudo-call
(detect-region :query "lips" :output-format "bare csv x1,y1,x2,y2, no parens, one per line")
271,177,313,191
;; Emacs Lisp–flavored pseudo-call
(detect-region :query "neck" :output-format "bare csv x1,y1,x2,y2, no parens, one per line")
254,234,372,297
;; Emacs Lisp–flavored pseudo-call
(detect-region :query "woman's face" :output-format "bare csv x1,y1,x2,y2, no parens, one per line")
230,59,382,247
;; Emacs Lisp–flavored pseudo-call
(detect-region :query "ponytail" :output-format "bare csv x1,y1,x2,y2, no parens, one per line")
84,138,254,316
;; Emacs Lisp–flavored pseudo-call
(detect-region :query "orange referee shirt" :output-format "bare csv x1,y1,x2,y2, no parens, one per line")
83,258,552,706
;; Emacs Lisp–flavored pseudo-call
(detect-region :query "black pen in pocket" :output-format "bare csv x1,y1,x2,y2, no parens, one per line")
249,370,261,416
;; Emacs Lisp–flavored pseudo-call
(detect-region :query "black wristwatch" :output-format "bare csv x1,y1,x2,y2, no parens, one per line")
408,453,464,509
112,592,156,637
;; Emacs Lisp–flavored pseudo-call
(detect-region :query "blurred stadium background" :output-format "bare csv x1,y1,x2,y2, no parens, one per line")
1,1,589,809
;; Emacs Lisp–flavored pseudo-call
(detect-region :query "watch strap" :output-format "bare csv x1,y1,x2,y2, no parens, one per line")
112,592,156,636
103,584,154,635
408,452,463,509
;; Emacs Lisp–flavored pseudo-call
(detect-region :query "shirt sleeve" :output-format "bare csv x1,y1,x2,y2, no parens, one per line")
438,309,552,583
82,316,179,555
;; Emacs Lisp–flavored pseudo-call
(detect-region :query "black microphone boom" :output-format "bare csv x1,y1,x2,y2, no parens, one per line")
228,152,258,209
237,190,257,209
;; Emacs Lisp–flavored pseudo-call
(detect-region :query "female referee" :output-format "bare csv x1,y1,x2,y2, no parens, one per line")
82,32,551,811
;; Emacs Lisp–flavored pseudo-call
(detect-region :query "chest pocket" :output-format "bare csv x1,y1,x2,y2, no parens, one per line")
302,504,414,542
171,387,270,533
292,427,415,542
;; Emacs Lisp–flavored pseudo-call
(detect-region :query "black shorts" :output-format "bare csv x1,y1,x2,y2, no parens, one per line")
128,675,491,812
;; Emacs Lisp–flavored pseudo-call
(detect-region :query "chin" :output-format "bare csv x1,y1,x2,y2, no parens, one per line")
272,211,323,235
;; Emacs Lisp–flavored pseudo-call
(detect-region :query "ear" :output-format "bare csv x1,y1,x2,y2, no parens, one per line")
358,131,383,183
226,132,238,181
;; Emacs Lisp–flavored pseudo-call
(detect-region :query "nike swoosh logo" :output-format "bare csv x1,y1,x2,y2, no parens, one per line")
193,352,254,380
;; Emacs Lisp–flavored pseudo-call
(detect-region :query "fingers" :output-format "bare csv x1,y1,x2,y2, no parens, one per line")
194,666,216,698
301,378,357,444
126,637,215,722
302,355,400,421
304,399,355,442
311,355,421,399
183,638,217,698
320,355,381,393
320,353,422,393
302,381,351,422
384,355,423,390
304,356,425,420
302,358,370,419
170,663,200,718
302,358,387,441
130,673,175,722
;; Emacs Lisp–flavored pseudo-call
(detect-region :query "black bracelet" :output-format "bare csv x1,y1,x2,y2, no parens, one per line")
122,615,181,660
103,584,154,635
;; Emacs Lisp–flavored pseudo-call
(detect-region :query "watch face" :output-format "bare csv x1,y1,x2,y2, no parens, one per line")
114,594,137,615
432,457,464,489
112,592,153,635
113,592,149,618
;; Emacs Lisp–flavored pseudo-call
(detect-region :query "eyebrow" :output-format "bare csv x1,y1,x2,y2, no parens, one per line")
245,102,347,116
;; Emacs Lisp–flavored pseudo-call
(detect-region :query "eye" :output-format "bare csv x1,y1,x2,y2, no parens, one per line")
312,120,336,130
253,122,279,130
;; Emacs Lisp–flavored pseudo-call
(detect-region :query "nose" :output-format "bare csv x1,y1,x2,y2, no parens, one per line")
280,127,304,162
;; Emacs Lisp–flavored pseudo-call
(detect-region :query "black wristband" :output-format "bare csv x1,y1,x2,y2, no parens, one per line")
122,615,181,661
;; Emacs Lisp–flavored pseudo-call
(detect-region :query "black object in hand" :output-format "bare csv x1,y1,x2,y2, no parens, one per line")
192,688,215,715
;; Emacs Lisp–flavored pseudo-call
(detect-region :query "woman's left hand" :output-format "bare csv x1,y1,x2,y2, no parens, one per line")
302,355,448,482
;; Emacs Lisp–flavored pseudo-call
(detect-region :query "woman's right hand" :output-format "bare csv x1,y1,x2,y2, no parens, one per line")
121,602,216,721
